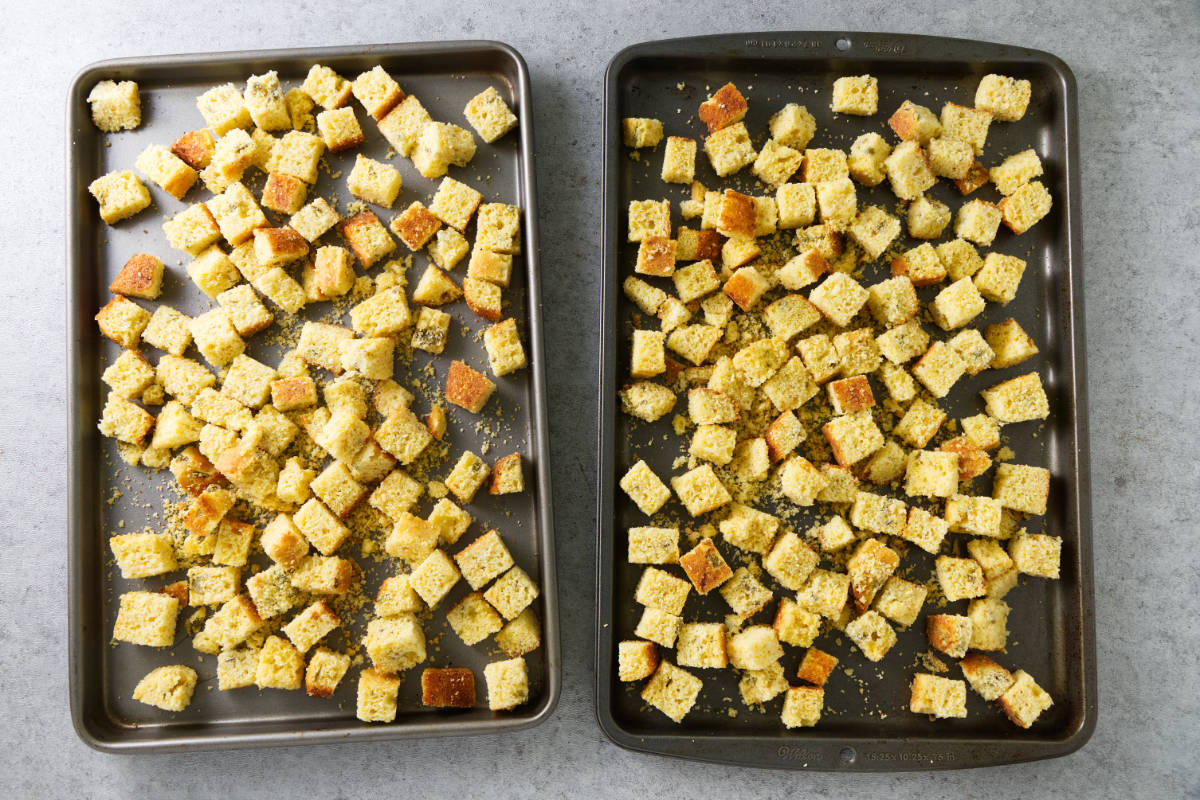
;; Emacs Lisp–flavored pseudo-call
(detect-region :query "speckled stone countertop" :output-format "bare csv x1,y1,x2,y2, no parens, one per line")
0,1,1195,796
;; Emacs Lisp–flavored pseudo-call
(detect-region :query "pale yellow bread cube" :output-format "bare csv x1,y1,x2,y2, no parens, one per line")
909,673,967,718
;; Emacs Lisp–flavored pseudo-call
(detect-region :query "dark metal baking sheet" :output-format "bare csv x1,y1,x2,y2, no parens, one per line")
595,31,1094,771
67,40,559,752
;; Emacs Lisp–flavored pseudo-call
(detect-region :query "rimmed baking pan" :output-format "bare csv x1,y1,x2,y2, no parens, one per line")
595,31,1094,770
67,40,559,752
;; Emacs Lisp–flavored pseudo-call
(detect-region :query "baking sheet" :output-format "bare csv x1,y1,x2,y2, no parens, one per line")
595,31,1094,771
67,40,559,752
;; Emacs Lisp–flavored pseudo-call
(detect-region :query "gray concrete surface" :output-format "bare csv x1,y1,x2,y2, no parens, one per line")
0,1,1196,796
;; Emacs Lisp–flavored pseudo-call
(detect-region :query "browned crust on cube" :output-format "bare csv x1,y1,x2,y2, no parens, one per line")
159,580,189,606
887,105,926,141
890,254,943,287
421,667,476,707
339,211,387,264
939,436,991,481
262,172,307,214
698,82,748,133
183,490,231,536
927,614,969,656
764,412,799,462
718,189,756,238
424,405,447,440
257,226,309,261
723,269,763,312
489,453,521,494
270,377,317,411
465,283,503,322
445,360,496,414
391,203,442,250
821,422,858,469
171,130,215,169
828,375,875,414
109,253,164,299
636,236,676,277
678,538,732,594
173,446,226,496
796,647,839,686
693,229,724,262
954,161,990,195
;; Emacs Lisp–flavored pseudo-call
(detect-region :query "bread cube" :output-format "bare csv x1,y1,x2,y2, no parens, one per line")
135,145,197,199
112,590,179,647
796,569,850,619
1009,532,1062,578
674,538,730,595
845,609,896,662
781,454,833,508
932,556,987,603
196,83,251,135
751,139,803,186
109,532,177,580
770,185,816,234
714,503,778,556
428,227,470,271
888,100,942,143
982,319,1038,371
296,647,350,700
965,597,1009,651
848,132,891,186
296,64,350,110
618,640,661,681
875,362,915,404
909,673,967,718
903,196,950,241
417,666,477,710
626,526,678,566
375,406,433,465
815,178,857,230
450,529,513,591
88,170,151,225
243,562,301,620
762,101,815,149
904,450,960,499
925,136,974,181
641,660,701,723
788,649,836,690
990,463,1050,516
777,686,823,729
479,565,537,621
910,342,966,400
694,81,746,132
622,117,663,148
884,141,937,200
823,411,884,467
265,130,324,185
170,129,214,170
831,75,878,115
763,531,819,591
311,459,368,517
377,93,431,156
873,576,928,628
469,202,520,254
998,181,1053,234
799,149,847,184
663,324,719,367
443,360,495,415
364,616,426,679
976,73,1031,121
846,537,900,612
442,591,503,647
635,606,683,648
209,182,267,247
739,661,789,707
981,372,1050,422
727,625,783,671
354,667,401,722
98,391,154,445
847,204,901,261
449,82,517,144
849,491,906,536
704,121,756,176
941,102,992,155
833,329,881,379
384,512,438,567
87,79,141,132
971,253,1027,306
160,206,220,261
944,493,1003,538
673,622,726,669
102,350,155,400
685,423,733,466
988,150,1043,198
280,600,339,654
413,120,476,177
468,248,513,289
999,670,1053,728
730,439,770,484
657,135,696,184
346,156,402,210
791,335,836,385
670,464,731,517
957,653,1015,702
954,199,1002,246
339,210,396,267
859,438,906,485
131,665,197,712
808,272,868,328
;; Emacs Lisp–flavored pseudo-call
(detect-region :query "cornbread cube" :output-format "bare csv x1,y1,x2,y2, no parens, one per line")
629,567,694,618
641,660,701,723
356,668,400,722
132,665,196,712
893,508,947,558
1009,532,1062,578
941,102,992,154
985,318,1039,369
112,590,179,647
336,337,392,381
294,497,352,554
463,277,502,322
901,196,950,242
678,538,732,594
468,203,520,256
762,411,803,463
304,647,351,699
813,513,853,551
739,661,789,707
922,137,973,183
831,74,878,115
184,247,238,301
815,178,857,230
999,670,1053,728
883,140,936,200
412,263,463,309
627,526,679,565
925,614,974,661
990,150,1043,198
211,518,254,566
314,106,364,153
371,378,414,417
89,171,152,225
483,565,539,620
378,94,431,157
750,139,802,186
477,317,528,378
940,435,992,481
972,253,1027,306
171,129,215,170
685,424,733,466
703,121,756,176
618,640,661,681
933,556,987,603
697,82,748,132
345,155,401,210
443,449,490,504
245,563,302,619
875,362,915,404
769,598,820,650
846,204,900,261
196,83,251,135
206,129,257,188
468,249,513,289
102,350,155,400
954,199,1002,246
654,135,696,184
716,503,779,556
87,79,140,131
793,334,837,384
109,532,177,580
909,673,967,719
672,622,726,669
729,338,787,388
911,342,967,399
777,686,823,728
454,529,514,590
666,264,717,308
217,355,272,410
252,228,308,272
419,667,476,709
308,244,354,299
282,600,340,654
833,328,882,378
860,438,906,485
412,120,476,177
376,574,425,618
944,329,994,378
974,73,1031,121
763,532,820,591
429,227,470,271
768,187,816,237
966,597,1010,651
981,372,1050,423
135,145,197,200
384,512,438,566
265,130,324,185
98,391,155,445
636,606,683,647
998,180,1053,233
823,411,884,467
849,491,906,536
796,569,850,619
299,64,351,110
457,84,519,143
764,357,820,415
884,246,942,292
967,539,1015,582
889,400,944,452
809,272,868,328
904,450,960,499
782,455,833,508
622,117,663,148
861,278,918,334
446,592,504,646
845,609,896,662
657,295,691,333
284,200,337,246
344,291,409,342
759,296,819,346
491,610,539,658
873,577,927,628
375,407,433,465
670,464,731,517
959,653,1015,701
888,100,942,143
848,132,891,186
418,182,482,240
366,615,426,674
800,149,847,184
625,199,672,245
445,360,496,415
665,324,721,367
847,537,900,611
215,647,260,691
310,460,368,517
213,287,271,340
235,71,289,131
339,210,396,268
728,625,784,671
630,237,677,281
945,493,1003,537
345,67,402,120
289,554,356,596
